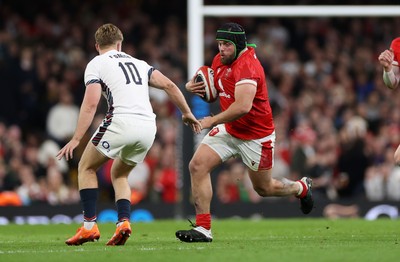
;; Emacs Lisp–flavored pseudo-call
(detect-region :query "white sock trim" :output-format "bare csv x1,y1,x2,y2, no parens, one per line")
83,221,96,230
296,181,304,196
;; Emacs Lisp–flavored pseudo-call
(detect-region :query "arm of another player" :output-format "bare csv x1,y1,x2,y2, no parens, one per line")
200,82,256,129
149,69,202,134
379,49,400,89
56,83,102,161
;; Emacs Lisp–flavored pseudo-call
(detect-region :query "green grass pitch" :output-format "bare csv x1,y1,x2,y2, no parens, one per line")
0,218,399,262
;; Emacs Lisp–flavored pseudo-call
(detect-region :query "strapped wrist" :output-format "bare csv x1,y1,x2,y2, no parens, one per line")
383,69,396,89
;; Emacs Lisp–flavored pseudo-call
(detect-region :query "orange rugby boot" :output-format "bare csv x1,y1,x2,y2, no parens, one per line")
106,220,132,246
65,223,100,245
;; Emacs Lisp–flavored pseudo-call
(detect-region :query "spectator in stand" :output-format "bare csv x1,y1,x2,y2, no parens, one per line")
46,165,79,205
15,164,46,205
127,161,150,204
336,116,370,198
216,160,261,204
38,138,69,175
290,123,317,181
154,144,178,203
46,88,79,146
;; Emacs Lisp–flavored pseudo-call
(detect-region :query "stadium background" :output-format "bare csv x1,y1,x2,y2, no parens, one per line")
0,0,400,224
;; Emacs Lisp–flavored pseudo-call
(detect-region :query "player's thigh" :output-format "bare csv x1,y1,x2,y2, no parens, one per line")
79,141,110,172
195,124,236,173
190,143,223,173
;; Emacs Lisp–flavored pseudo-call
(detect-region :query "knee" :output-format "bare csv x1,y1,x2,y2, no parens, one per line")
77,160,85,174
189,158,203,175
77,160,93,176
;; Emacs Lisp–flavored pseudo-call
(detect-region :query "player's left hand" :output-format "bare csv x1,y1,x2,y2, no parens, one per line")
199,116,214,130
56,139,80,161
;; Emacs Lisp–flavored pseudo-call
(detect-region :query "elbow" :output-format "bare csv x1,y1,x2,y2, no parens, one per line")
238,109,250,117
238,104,252,115
82,104,98,114
164,82,175,92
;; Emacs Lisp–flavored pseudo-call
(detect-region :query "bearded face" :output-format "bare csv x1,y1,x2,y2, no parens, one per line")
218,41,236,65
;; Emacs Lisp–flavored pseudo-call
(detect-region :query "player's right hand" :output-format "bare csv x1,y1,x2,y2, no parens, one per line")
56,139,80,161
185,76,206,97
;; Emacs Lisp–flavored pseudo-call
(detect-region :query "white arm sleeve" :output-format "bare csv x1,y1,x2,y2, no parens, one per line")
383,68,399,89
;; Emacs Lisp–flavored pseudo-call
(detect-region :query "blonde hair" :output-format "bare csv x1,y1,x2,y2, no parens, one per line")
95,23,123,49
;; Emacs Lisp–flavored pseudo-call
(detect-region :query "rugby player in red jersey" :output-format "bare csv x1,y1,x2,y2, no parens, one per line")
379,37,400,165
176,22,314,243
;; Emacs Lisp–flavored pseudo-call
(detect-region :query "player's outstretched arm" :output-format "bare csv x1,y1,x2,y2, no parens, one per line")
149,70,202,133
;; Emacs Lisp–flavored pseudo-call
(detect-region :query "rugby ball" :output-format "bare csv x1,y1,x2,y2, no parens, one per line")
194,66,218,103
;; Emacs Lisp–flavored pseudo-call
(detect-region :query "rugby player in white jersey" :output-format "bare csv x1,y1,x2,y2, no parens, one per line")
57,23,201,246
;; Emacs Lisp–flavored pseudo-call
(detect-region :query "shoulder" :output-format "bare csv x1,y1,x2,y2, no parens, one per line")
86,54,103,69
242,48,258,62
235,49,263,72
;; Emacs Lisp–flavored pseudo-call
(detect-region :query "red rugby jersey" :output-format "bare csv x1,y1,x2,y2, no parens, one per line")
211,47,275,140
390,37,400,66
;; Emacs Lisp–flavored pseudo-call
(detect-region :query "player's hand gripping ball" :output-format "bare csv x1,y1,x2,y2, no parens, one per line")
194,66,218,103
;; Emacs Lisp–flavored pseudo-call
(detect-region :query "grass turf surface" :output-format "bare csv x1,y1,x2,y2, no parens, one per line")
0,219,399,262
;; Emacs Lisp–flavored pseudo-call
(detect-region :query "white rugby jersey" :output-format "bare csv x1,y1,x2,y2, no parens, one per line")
84,50,156,120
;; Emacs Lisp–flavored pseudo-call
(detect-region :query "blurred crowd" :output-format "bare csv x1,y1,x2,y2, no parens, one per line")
1,1,400,206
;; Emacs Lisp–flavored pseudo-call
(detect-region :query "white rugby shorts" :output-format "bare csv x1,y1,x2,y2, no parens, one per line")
91,115,156,166
202,124,275,171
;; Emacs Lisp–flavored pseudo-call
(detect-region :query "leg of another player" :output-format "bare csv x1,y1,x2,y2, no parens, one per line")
105,158,134,246
248,167,314,214
189,144,222,229
175,144,221,242
111,158,135,202
247,168,301,197
78,143,109,188
78,143,110,222
65,143,109,245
